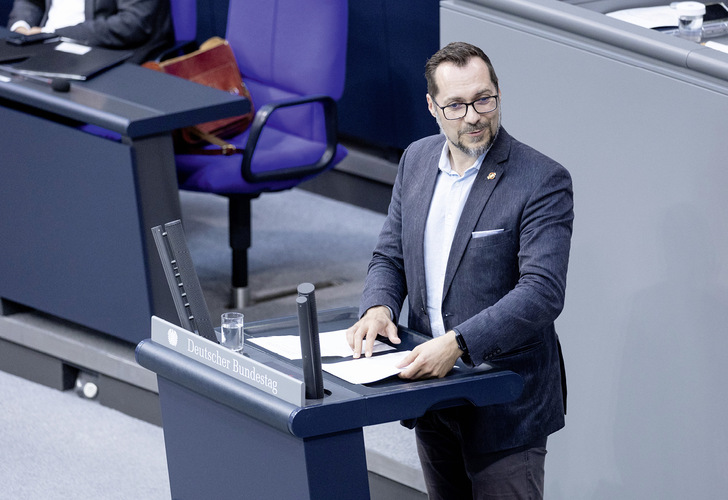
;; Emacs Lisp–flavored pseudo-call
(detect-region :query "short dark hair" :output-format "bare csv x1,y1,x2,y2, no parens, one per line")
425,42,499,98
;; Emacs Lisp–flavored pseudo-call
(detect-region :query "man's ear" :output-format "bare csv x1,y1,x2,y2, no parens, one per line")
426,94,437,118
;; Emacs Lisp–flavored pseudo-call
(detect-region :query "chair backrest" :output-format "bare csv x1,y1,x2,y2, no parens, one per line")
169,0,198,43
224,0,348,136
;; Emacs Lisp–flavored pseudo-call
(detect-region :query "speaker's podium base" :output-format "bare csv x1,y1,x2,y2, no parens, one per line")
136,308,523,499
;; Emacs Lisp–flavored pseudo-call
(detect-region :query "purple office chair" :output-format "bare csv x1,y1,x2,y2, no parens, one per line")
158,0,197,59
175,0,348,308
170,0,196,43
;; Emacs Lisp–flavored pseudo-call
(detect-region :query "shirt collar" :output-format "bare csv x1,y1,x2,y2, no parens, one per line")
437,140,486,177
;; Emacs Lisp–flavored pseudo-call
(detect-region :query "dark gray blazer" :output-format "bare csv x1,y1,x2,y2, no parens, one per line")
360,128,573,452
8,0,174,63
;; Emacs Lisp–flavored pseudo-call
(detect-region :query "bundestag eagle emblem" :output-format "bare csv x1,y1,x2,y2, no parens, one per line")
167,328,179,347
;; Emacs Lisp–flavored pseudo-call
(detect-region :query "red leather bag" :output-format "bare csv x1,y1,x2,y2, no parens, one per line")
143,37,254,155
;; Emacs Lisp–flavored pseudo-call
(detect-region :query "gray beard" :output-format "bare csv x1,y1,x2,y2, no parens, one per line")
436,109,500,158
438,124,499,158
453,139,490,158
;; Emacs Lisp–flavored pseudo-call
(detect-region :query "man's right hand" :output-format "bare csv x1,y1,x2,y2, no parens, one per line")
345,305,400,358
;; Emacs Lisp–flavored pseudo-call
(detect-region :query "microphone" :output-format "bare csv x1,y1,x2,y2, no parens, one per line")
297,283,325,399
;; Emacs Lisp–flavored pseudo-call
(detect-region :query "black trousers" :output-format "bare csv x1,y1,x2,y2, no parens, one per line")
415,412,548,500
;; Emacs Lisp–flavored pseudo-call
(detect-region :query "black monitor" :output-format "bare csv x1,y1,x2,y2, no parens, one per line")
152,220,325,399
151,220,217,343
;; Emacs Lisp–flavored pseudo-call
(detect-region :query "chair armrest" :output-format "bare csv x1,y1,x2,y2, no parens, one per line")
155,40,198,62
241,94,339,184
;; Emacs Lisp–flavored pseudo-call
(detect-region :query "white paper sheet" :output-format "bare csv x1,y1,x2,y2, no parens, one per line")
322,350,412,384
705,40,728,53
606,6,679,29
248,329,395,360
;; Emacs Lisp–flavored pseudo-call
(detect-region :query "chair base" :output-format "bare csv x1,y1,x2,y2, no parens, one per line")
232,287,251,309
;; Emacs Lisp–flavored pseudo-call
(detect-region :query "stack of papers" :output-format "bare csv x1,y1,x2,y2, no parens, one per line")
322,350,411,384
249,329,395,359
249,329,408,384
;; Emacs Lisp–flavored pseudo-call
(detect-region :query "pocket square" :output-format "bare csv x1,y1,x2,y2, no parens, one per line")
472,229,504,239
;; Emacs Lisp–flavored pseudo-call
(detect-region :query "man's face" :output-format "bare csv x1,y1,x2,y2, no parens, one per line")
427,58,501,161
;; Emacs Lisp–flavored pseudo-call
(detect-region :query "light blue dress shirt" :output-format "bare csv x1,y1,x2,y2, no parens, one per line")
424,142,486,337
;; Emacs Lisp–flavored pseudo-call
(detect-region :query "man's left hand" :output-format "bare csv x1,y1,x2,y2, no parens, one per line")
397,331,463,380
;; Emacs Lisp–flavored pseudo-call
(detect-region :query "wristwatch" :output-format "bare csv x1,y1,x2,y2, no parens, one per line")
454,331,473,365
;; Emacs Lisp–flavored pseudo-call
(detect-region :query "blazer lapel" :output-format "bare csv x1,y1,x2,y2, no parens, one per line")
410,144,442,313
442,130,511,300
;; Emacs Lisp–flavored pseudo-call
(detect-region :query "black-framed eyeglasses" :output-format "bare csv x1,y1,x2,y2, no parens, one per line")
431,95,499,120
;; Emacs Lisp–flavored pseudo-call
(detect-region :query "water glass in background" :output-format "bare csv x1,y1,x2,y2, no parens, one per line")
676,1,706,42
220,312,244,352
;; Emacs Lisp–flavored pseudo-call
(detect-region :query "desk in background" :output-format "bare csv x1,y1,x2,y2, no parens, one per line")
0,45,249,344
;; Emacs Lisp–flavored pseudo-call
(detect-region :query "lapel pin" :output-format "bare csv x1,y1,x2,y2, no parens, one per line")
487,172,496,180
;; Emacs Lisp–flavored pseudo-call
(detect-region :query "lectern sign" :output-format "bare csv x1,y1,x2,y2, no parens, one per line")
151,316,304,406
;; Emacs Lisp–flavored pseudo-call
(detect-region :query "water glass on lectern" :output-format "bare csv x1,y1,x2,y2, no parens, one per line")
221,312,244,352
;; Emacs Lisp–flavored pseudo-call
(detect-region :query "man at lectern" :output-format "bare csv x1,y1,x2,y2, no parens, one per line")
346,42,573,499
7,0,174,63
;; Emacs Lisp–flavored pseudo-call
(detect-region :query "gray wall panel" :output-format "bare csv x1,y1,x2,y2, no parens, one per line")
442,1,728,498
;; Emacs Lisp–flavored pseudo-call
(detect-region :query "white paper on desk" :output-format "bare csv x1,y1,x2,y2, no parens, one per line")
606,6,679,29
705,40,728,54
322,350,412,384
248,329,395,359
55,41,92,55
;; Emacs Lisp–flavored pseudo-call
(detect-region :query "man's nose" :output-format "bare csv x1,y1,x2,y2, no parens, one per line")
463,104,481,123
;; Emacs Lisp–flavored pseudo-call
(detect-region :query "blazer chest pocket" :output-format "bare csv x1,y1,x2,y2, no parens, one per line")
468,229,511,249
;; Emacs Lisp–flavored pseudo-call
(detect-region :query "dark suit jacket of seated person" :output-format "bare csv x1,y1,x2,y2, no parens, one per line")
7,0,174,64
